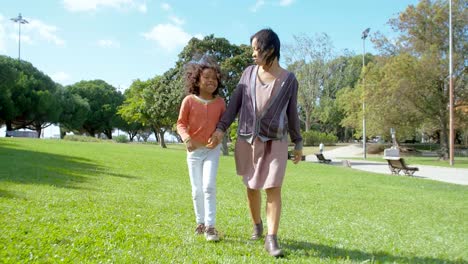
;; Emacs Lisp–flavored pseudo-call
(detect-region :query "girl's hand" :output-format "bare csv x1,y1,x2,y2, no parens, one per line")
185,140,195,152
186,139,203,152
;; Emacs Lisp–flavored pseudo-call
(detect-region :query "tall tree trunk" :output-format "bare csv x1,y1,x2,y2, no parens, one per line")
305,112,311,132
34,122,42,138
128,132,136,142
158,131,167,148
5,121,13,137
438,114,449,160
104,130,112,139
35,128,42,138
59,126,67,139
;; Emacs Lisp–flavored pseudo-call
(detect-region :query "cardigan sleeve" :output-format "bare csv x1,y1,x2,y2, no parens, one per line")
176,96,191,142
286,75,303,150
216,67,251,132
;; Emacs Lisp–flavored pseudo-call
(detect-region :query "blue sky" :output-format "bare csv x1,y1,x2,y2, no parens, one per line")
0,0,420,91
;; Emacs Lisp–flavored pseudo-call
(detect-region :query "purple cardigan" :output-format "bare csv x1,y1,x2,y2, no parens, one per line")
216,65,303,150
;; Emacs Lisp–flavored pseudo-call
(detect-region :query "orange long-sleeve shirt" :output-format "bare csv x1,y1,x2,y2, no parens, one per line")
177,95,226,145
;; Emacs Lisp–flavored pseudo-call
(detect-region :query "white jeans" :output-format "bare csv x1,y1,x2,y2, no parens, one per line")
186,145,221,227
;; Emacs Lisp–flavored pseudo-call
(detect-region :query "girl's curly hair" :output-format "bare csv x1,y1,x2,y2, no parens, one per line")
184,54,223,96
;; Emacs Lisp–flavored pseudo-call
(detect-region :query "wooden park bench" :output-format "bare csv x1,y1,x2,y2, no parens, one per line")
315,153,331,164
385,158,419,176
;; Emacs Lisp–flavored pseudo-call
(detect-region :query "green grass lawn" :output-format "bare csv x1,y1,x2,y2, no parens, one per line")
0,138,467,263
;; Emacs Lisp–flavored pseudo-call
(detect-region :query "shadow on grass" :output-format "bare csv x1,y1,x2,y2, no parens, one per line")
283,239,465,263
0,189,17,198
0,143,137,193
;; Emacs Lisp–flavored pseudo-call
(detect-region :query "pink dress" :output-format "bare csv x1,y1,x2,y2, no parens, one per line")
235,70,289,189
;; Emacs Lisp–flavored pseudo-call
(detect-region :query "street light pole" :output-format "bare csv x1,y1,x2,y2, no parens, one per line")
361,28,370,159
10,13,28,61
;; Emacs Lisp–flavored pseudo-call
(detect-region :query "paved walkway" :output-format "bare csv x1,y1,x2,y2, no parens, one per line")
305,144,468,186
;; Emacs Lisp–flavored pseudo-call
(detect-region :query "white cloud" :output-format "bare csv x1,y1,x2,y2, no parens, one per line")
27,19,65,46
143,23,197,51
250,0,265,12
63,0,146,12
138,3,147,13
9,33,33,45
2,14,63,49
279,0,294,6
169,15,184,25
51,71,71,84
97,39,120,48
161,3,171,11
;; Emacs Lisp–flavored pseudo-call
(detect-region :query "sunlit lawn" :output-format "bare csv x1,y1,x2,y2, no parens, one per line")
0,138,466,263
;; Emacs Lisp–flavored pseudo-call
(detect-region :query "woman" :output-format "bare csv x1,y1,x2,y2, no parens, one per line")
209,28,303,257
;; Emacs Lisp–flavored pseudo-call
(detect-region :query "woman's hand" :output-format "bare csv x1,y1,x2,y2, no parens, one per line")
291,149,303,164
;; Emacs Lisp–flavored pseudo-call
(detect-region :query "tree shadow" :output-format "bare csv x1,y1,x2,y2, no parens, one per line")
0,143,137,195
282,239,466,263
0,189,18,198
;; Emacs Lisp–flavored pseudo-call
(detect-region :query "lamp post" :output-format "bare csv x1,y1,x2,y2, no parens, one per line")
361,27,370,159
10,13,28,61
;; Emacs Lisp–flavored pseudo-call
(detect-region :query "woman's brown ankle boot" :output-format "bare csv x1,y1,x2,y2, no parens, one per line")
251,221,263,240
264,234,284,257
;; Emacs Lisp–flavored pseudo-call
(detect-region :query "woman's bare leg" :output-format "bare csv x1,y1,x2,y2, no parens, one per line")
265,187,282,235
247,188,262,224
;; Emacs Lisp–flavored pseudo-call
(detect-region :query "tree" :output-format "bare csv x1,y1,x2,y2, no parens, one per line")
318,53,368,141
284,33,334,131
145,69,183,148
58,86,90,138
370,0,467,156
336,85,363,139
67,80,123,138
0,56,62,137
119,70,182,148
0,56,18,129
118,79,152,141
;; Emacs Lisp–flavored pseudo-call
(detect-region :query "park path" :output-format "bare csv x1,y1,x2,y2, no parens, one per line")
305,144,468,186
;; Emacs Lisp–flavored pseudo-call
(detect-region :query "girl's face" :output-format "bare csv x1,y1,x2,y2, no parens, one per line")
251,37,271,66
198,68,218,98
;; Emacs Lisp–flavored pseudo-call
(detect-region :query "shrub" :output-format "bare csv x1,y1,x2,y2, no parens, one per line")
367,143,385,154
302,130,338,146
114,135,129,143
228,121,238,153
63,135,103,143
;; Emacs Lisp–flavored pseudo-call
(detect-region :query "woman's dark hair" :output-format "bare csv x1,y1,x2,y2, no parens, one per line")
250,28,280,66
183,54,223,96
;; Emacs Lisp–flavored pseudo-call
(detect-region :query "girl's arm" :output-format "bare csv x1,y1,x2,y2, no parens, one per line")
176,97,191,143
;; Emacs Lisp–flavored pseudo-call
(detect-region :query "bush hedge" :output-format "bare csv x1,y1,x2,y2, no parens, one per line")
302,130,338,146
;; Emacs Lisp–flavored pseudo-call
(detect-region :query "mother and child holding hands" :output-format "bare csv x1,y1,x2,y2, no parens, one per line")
176,28,303,258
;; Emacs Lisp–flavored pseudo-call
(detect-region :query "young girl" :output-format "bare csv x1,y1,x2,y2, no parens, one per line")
176,55,225,242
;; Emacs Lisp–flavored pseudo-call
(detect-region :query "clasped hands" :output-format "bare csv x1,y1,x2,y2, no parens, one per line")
186,130,303,164
206,130,224,149
184,130,224,152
